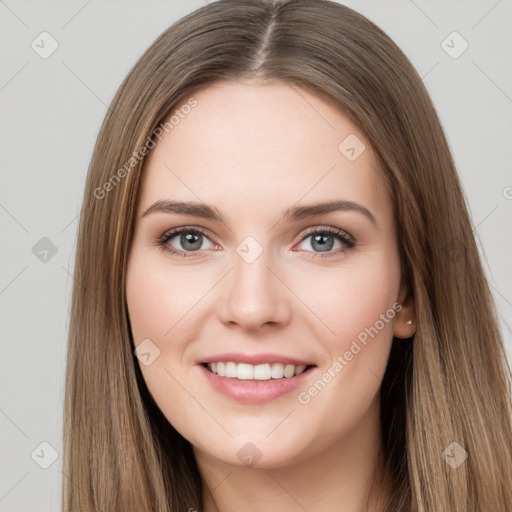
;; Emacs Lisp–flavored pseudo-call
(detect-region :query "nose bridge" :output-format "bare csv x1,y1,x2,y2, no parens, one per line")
219,236,291,329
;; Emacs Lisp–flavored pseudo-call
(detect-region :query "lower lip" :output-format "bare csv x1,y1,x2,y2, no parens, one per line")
198,364,317,404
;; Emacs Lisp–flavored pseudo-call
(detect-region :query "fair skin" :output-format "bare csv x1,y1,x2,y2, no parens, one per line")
126,80,416,512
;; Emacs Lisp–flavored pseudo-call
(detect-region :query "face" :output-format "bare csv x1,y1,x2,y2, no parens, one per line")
126,80,414,469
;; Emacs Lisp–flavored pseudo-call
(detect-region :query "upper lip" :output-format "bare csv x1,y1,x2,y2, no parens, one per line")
198,352,315,366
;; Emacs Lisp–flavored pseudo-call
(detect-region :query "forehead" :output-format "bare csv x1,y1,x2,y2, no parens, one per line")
139,80,390,224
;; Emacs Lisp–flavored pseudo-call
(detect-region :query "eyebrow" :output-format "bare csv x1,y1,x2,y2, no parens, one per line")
142,199,378,228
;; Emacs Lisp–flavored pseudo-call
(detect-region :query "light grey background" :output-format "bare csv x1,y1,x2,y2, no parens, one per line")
1,1,511,510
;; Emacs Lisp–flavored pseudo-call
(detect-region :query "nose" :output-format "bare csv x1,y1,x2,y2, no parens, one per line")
217,247,293,332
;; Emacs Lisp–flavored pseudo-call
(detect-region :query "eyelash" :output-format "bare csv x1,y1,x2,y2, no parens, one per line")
154,225,356,259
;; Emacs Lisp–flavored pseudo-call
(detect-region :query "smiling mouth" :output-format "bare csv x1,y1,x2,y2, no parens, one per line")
201,362,316,381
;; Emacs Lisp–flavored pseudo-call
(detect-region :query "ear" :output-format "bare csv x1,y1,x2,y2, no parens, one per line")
393,278,416,339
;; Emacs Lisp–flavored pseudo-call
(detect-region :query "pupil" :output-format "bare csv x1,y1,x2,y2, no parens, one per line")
181,233,202,251
312,234,333,252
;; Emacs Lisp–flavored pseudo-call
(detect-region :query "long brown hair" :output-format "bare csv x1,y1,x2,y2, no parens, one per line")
62,1,512,510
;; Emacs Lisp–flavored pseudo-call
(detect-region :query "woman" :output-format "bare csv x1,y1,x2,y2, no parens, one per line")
62,1,512,510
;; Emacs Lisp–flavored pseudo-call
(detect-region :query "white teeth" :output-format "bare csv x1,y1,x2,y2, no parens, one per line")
294,365,306,376
283,364,295,378
225,361,237,378
253,364,271,380
206,361,309,380
237,363,254,380
271,363,284,379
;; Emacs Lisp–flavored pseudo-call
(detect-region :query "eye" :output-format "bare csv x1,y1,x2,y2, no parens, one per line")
294,226,355,256
155,225,355,258
156,227,217,257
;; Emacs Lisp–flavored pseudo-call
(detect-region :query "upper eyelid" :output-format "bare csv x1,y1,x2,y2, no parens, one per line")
301,225,353,240
162,225,213,240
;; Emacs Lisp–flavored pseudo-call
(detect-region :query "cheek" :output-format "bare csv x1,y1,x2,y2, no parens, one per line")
291,253,400,412
290,252,400,432
289,252,400,349
126,251,213,344
125,251,207,439
126,275,167,344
